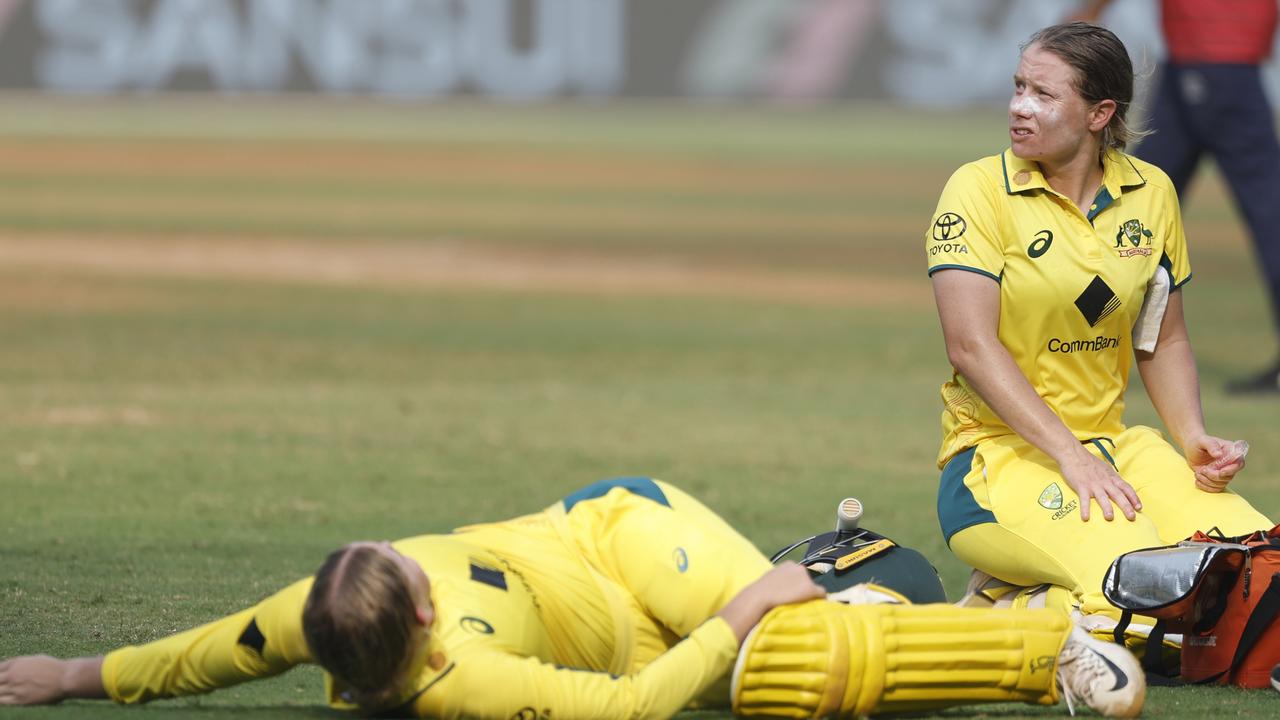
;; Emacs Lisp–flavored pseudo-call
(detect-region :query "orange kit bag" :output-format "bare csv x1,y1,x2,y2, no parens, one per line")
1103,525,1280,688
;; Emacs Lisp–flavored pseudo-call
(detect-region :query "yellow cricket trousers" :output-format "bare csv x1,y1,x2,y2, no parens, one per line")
938,425,1271,616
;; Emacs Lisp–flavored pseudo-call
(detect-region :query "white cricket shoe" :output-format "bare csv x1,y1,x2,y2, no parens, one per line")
1056,626,1145,717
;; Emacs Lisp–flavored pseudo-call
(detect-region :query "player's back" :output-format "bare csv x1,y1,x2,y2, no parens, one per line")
447,512,621,673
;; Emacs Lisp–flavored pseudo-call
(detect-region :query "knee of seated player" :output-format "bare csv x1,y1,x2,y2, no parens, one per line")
949,524,1078,590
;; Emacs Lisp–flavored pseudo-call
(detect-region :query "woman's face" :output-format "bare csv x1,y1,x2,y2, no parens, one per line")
1008,43,1097,165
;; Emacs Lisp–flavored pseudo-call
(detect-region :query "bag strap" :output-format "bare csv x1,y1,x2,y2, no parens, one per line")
1110,611,1182,683
1112,610,1131,647
1195,571,1280,685
1142,618,1185,685
1227,572,1280,674
1142,618,1168,672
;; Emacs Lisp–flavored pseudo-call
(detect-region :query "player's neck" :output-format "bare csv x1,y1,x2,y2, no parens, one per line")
1040,149,1105,214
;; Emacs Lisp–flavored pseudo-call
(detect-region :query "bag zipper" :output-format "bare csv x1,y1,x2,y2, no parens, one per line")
1242,552,1253,600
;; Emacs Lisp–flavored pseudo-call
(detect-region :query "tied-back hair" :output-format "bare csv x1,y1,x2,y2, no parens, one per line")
1023,21,1150,152
302,544,420,712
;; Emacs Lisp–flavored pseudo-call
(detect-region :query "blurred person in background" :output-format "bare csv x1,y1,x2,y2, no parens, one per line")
0,477,1145,718
1076,0,1280,394
927,22,1271,629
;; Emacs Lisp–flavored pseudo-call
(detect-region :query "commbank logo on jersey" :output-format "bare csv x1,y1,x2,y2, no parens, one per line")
1115,219,1153,257
1075,275,1121,327
932,212,967,241
1038,483,1064,510
1047,336,1120,353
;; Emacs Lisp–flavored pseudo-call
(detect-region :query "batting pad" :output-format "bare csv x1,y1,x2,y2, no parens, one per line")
731,601,1070,718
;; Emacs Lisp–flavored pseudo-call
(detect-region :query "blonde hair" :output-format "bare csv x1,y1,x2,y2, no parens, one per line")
302,544,420,712
1023,22,1150,151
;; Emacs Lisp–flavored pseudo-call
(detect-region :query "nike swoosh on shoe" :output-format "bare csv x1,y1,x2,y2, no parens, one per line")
1090,647,1129,691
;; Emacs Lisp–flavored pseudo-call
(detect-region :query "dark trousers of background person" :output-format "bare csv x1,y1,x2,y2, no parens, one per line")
1138,62,1280,391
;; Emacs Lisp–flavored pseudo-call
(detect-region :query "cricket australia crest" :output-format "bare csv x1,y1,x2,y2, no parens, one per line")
1038,483,1064,510
1115,219,1153,257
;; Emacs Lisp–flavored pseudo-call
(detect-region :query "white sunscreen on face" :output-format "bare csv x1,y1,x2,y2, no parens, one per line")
1010,94,1043,116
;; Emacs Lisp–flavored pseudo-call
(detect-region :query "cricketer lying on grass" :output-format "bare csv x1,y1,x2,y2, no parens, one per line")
0,477,1142,718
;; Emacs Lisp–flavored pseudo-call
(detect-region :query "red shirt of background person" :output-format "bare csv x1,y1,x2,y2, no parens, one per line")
1161,0,1277,63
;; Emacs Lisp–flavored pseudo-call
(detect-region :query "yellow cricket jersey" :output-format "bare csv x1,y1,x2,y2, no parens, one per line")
100,478,759,720
926,149,1191,467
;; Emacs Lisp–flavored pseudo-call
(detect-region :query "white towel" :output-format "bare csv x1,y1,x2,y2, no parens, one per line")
1132,267,1170,352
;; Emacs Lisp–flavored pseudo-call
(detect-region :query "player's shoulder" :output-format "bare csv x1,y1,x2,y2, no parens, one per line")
942,152,1008,193
1113,151,1177,196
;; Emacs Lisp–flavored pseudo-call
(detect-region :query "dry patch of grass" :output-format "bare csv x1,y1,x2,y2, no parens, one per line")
0,233,930,308
32,406,158,427
0,138,917,194
0,273,169,314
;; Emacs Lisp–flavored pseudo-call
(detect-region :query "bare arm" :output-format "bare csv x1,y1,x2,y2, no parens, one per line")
715,562,825,644
932,269,1140,521
1135,290,1246,490
2,577,313,707
0,655,105,705
1135,291,1205,448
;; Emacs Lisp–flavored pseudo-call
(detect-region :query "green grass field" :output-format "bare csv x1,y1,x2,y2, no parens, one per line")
0,97,1277,718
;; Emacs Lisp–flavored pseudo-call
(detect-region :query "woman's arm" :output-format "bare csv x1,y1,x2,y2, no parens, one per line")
1135,290,1246,490
715,562,825,643
0,577,314,707
0,655,105,705
414,563,823,720
932,269,1141,521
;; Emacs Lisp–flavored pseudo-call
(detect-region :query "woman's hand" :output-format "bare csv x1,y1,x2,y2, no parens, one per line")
1185,436,1249,493
1058,449,1141,522
0,655,70,705
0,655,105,705
717,562,825,644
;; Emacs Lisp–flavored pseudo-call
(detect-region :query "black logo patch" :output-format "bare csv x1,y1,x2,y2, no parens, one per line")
469,562,508,591
237,617,267,655
460,616,495,634
932,212,967,241
1028,230,1053,258
1089,646,1130,691
1075,276,1121,327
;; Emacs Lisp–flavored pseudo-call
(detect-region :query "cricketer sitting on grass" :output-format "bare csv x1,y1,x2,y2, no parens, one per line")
927,22,1272,632
0,477,1143,718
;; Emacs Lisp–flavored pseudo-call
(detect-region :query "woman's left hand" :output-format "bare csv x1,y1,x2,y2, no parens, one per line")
1185,435,1249,493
